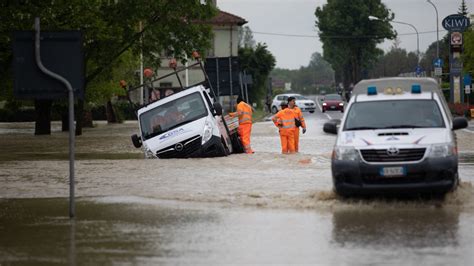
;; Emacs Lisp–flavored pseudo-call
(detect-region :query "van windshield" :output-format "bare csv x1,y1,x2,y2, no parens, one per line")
140,92,208,140
343,100,445,130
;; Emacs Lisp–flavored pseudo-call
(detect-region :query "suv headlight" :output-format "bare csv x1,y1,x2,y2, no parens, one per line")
428,144,455,158
333,146,360,161
202,121,213,144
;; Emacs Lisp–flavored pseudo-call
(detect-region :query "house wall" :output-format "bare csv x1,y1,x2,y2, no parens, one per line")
152,24,241,92
212,25,240,57
152,58,205,90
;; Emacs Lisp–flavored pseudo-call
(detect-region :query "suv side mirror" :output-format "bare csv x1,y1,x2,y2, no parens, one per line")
131,134,142,148
323,119,340,134
452,117,468,130
213,102,223,116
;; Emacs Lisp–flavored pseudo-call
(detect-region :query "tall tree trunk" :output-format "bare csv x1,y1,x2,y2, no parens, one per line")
83,110,93,127
34,99,52,135
75,99,84,136
61,112,69,131
106,100,118,123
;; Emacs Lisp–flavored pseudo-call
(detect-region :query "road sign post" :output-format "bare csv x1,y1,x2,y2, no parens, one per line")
443,14,470,103
465,74,472,107
13,18,83,218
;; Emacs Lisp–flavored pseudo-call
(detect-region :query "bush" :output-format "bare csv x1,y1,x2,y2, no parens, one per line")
0,108,37,122
113,101,136,120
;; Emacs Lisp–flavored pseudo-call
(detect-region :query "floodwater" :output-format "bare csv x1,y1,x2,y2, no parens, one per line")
1,112,474,264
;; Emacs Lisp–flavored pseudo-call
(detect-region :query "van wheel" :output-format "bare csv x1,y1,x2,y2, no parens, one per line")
131,134,142,148
309,111,314,113
271,106,278,114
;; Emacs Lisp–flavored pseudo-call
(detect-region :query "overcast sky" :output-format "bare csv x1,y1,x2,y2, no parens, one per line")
218,0,474,70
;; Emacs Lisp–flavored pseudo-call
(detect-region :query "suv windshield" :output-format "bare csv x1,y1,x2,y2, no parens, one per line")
140,92,208,140
344,100,445,130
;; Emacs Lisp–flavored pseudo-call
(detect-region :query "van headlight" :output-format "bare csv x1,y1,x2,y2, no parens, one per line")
202,121,213,144
333,147,360,161
428,144,455,158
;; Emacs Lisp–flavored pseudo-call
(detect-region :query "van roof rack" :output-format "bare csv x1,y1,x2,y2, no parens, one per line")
121,52,218,110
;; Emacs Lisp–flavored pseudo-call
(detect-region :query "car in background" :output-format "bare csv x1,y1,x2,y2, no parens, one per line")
271,93,316,114
321,94,344,113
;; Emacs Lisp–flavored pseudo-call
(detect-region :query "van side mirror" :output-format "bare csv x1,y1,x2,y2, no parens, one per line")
323,119,340,134
213,102,223,116
452,117,468,130
131,134,142,148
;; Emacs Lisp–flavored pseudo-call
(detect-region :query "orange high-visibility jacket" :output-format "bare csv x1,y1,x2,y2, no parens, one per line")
231,102,252,125
272,108,296,129
293,106,306,129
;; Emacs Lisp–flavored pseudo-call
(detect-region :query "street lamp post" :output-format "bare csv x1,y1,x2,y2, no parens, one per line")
427,0,439,60
369,16,420,75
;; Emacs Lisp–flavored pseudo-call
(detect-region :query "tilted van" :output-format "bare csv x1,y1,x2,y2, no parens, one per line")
126,57,242,159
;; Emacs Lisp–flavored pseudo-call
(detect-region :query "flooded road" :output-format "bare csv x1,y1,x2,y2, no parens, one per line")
1,107,474,264
1,197,473,265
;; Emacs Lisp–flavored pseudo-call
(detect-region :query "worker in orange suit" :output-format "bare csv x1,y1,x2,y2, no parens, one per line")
230,96,254,154
272,101,296,154
287,96,306,152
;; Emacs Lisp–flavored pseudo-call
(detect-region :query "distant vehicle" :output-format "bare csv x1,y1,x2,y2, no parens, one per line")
324,77,468,197
321,94,344,113
125,55,243,159
271,93,316,114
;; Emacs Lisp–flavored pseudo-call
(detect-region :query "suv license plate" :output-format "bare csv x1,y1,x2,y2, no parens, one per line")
380,167,406,177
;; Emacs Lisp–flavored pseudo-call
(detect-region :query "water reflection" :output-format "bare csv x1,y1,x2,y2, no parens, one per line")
0,198,220,265
332,207,460,248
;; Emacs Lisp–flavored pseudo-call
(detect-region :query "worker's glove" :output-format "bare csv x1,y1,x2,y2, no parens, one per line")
302,128,307,134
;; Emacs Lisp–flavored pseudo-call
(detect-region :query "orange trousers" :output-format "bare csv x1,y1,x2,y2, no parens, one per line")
279,128,295,154
293,127,300,152
238,123,253,153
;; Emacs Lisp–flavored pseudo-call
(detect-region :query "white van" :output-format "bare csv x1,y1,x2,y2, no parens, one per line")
127,57,243,159
131,84,242,158
323,77,468,196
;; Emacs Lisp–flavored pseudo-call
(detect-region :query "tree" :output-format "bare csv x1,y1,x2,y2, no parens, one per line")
315,0,396,88
239,26,256,49
271,52,334,94
0,0,217,135
419,38,450,75
459,0,468,15
238,43,276,105
463,29,474,104
370,38,423,78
